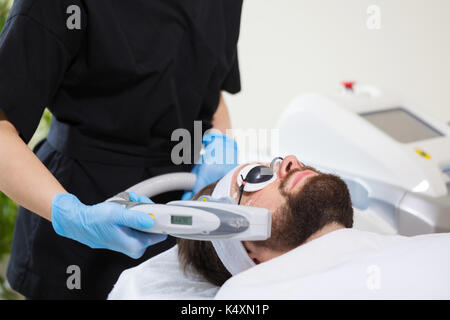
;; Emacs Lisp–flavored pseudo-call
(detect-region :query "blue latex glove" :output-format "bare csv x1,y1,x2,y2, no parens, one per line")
51,193,167,259
128,191,153,204
181,131,239,200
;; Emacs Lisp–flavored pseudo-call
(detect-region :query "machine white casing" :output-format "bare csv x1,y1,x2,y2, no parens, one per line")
124,203,221,235
108,178,272,241
278,93,450,197
277,89,450,235
167,200,272,241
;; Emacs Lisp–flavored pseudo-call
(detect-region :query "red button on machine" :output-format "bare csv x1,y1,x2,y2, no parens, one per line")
342,81,356,91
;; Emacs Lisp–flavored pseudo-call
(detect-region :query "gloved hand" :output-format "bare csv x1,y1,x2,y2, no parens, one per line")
181,131,239,200
128,191,153,204
51,193,167,259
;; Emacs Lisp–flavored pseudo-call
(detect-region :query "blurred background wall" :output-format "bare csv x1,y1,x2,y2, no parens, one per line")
225,0,450,131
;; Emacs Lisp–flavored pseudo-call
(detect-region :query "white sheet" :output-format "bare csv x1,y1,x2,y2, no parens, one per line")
215,228,450,299
108,245,219,300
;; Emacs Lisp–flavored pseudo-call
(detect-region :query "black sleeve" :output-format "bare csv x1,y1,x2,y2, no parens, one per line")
0,0,85,142
221,52,241,94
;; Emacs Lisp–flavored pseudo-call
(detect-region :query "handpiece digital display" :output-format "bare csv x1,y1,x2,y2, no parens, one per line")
171,215,193,226
361,107,443,143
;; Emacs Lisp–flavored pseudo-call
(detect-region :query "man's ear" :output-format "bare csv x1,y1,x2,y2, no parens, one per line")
243,241,285,264
244,242,261,264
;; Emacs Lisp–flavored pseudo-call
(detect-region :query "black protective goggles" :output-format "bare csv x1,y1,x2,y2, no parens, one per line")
236,157,284,205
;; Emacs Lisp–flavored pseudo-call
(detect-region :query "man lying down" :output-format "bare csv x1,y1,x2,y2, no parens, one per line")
108,155,450,300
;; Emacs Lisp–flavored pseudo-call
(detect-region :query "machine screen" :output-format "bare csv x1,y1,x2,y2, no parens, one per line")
171,215,193,226
361,108,443,143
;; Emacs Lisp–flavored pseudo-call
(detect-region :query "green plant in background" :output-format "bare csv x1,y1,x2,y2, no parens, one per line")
0,193,17,299
0,0,11,31
0,0,14,300
0,0,53,299
28,108,53,150
0,194,17,259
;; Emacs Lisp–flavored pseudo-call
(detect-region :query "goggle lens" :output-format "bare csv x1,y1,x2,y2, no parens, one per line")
237,157,283,204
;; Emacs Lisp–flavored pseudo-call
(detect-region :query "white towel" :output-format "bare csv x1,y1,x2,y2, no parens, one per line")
215,228,450,299
108,245,218,300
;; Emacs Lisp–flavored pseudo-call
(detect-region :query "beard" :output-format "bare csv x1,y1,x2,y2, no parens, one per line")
252,167,354,251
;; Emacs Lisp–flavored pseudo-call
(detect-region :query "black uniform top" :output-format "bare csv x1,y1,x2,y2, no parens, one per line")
0,0,242,299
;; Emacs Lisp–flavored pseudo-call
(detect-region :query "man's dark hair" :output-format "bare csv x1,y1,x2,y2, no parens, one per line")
253,172,354,252
177,182,232,286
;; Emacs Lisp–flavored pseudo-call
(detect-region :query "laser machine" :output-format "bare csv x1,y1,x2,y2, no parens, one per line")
277,84,450,235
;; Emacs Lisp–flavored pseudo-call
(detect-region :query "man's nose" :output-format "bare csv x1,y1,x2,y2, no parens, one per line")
278,155,303,179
